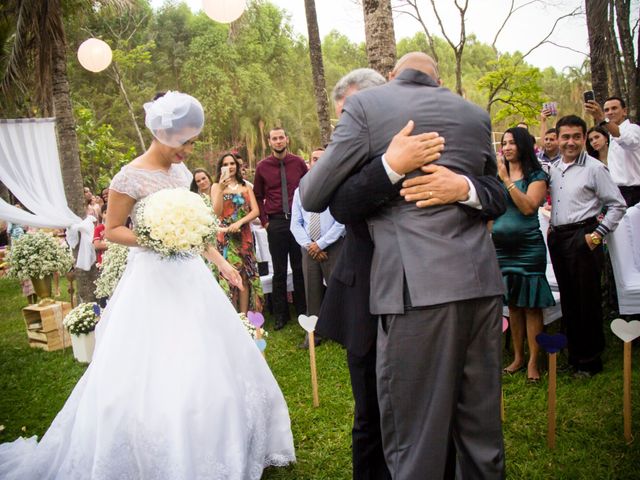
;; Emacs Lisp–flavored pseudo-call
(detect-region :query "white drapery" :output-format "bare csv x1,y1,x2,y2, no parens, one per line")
0,118,95,270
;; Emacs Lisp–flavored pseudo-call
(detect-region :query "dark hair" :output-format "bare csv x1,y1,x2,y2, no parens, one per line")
153,92,166,100
544,128,557,136
605,96,626,109
586,126,610,159
501,127,542,183
268,127,287,139
190,168,213,193
556,115,587,135
215,153,246,186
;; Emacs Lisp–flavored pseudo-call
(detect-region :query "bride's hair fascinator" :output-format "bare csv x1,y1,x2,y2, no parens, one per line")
144,91,205,148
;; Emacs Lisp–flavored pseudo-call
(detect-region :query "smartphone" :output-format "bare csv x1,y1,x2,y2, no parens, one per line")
583,90,595,103
221,166,230,179
543,101,558,116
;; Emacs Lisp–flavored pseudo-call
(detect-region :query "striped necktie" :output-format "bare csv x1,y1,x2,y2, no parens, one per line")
309,212,321,241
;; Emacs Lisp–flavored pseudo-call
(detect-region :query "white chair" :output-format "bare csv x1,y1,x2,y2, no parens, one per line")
252,227,293,294
606,204,640,315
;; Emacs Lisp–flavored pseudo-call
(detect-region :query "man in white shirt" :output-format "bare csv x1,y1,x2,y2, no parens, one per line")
585,96,640,206
291,148,346,347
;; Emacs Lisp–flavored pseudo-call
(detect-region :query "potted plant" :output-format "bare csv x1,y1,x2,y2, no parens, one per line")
6,231,74,304
63,302,100,363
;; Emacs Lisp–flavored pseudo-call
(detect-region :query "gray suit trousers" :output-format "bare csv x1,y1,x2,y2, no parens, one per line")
376,296,505,480
301,238,343,316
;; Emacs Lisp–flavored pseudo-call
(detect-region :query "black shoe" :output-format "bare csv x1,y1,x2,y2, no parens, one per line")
298,333,322,349
274,317,288,331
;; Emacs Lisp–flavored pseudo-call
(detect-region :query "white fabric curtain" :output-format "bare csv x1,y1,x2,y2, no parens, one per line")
0,118,95,270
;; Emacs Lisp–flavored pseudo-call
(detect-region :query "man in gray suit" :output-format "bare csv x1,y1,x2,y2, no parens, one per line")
300,52,505,479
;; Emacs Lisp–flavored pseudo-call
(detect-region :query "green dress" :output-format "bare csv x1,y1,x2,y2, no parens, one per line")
492,170,555,308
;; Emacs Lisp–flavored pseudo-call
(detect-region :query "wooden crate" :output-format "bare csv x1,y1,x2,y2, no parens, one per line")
22,302,71,352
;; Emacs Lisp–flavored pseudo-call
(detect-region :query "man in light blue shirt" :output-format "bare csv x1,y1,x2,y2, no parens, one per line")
291,148,346,347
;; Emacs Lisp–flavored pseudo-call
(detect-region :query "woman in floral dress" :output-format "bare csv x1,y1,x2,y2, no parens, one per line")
211,152,264,313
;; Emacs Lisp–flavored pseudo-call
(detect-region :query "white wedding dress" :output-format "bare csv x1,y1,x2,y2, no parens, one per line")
0,163,295,479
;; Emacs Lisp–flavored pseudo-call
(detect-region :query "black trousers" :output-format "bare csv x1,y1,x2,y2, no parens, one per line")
619,185,640,207
347,347,391,480
548,224,605,371
266,216,306,320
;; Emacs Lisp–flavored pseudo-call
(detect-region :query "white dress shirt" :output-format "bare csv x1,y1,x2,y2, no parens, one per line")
608,119,640,186
290,189,345,250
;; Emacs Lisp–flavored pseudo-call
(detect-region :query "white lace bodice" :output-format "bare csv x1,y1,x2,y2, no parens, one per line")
109,163,193,202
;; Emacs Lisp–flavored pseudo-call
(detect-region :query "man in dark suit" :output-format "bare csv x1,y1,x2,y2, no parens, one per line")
314,66,506,479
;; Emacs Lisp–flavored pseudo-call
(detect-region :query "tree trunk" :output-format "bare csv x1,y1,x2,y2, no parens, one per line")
615,0,638,120
362,0,397,78
304,0,332,146
606,0,625,98
51,30,97,302
585,0,610,104
112,63,147,153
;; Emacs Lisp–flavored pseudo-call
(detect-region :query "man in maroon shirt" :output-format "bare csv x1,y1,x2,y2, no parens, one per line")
253,128,308,329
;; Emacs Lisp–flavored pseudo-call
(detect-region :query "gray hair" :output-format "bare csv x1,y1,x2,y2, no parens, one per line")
331,68,386,104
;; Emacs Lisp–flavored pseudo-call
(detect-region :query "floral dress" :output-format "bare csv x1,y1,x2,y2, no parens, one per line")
215,190,264,312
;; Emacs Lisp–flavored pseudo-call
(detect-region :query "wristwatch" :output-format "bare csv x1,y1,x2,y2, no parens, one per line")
599,118,610,128
590,232,602,245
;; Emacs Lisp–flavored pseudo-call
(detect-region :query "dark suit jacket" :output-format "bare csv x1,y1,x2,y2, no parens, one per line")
316,156,506,356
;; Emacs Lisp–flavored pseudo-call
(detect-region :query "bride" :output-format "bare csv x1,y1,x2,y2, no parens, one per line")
0,92,295,479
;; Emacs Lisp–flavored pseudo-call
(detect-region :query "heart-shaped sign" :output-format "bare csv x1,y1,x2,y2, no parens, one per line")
536,333,567,353
502,317,509,333
298,314,318,333
248,311,265,328
611,318,640,343
255,338,267,352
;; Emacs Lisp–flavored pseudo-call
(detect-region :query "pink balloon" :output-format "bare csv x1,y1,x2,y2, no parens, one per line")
248,311,265,328
502,317,509,333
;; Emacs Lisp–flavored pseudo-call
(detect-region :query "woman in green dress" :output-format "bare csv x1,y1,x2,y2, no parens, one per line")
493,127,555,382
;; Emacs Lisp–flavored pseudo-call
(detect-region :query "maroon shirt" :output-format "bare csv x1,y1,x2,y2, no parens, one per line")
254,153,308,225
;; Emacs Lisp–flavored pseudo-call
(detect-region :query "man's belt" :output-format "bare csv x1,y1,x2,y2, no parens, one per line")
268,212,291,220
550,216,598,233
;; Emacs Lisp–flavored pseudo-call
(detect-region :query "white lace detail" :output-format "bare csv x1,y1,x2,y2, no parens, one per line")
109,163,192,201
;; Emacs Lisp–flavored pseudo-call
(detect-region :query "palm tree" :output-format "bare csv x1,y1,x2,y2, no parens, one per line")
361,0,396,78
1,0,132,302
304,0,331,146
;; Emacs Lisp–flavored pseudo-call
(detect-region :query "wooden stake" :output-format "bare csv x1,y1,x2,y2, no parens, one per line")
501,388,505,422
308,331,319,407
547,352,557,449
624,341,632,443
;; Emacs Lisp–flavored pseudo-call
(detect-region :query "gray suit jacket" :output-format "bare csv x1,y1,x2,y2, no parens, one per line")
300,68,504,314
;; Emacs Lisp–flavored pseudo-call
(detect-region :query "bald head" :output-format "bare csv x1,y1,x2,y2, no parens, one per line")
391,52,439,82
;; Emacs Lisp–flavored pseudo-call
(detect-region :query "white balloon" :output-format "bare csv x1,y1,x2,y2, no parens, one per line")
202,0,246,23
77,38,113,73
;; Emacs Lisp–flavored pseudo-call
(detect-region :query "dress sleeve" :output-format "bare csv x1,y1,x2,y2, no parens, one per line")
528,169,549,185
110,168,140,200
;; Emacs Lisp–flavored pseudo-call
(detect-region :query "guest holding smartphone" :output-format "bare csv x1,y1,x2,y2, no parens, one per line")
211,153,264,313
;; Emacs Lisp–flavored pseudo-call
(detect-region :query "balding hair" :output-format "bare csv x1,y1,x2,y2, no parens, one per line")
392,52,439,81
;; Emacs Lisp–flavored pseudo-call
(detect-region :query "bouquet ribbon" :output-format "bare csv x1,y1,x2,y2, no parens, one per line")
66,215,97,271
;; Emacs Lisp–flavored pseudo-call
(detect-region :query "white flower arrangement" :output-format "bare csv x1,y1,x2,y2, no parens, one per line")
238,312,269,340
63,302,100,336
94,242,129,298
134,188,218,258
6,231,74,280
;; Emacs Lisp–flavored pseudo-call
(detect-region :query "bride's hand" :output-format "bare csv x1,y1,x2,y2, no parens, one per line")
220,261,244,290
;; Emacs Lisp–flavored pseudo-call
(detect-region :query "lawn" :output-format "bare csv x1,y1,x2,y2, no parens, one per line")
0,276,639,479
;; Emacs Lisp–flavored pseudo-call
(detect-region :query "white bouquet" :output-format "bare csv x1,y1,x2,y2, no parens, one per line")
134,188,218,258
94,242,129,298
64,302,100,335
6,231,74,280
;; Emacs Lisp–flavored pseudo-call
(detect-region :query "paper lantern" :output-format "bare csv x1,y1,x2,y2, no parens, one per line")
202,0,246,23
77,38,112,73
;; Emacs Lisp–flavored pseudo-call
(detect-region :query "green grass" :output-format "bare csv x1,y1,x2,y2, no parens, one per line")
1,276,639,478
